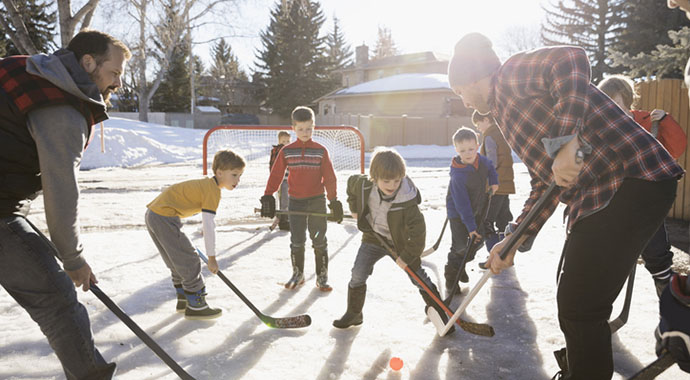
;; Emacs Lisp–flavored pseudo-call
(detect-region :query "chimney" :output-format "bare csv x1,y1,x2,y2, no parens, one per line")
355,44,369,66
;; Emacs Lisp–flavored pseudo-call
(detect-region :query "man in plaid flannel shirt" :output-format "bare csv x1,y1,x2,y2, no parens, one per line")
0,31,130,379
448,33,684,379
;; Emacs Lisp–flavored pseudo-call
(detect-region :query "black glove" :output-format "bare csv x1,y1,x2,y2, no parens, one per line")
655,273,690,373
260,195,276,218
328,199,343,223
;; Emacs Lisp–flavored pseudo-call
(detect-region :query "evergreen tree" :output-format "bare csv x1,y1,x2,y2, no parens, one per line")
255,0,331,117
372,26,397,60
610,27,690,80
151,44,191,112
541,0,626,83
325,15,352,88
209,38,246,81
0,0,56,55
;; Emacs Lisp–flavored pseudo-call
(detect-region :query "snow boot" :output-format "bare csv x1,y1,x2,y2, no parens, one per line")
420,283,455,334
278,214,290,231
315,251,332,292
174,284,186,313
184,287,222,320
83,362,117,380
285,270,305,289
333,284,366,328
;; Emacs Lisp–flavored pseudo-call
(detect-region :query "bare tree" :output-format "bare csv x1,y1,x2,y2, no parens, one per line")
0,0,39,54
127,0,226,122
56,0,100,46
495,24,542,59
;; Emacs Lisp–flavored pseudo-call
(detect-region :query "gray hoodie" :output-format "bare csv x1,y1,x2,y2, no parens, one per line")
24,49,107,271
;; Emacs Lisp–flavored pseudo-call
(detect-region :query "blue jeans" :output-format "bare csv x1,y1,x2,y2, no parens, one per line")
0,216,112,380
289,195,328,274
349,242,437,296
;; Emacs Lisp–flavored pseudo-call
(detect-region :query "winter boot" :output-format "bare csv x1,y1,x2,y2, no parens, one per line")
83,362,117,380
444,262,460,298
174,284,186,313
315,251,332,292
184,287,222,320
421,284,455,335
278,214,290,231
285,270,305,289
333,284,366,328
459,264,469,283
653,268,674,298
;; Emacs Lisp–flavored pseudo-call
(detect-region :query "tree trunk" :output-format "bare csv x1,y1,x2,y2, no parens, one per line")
0,0,38,54
57,0,100,47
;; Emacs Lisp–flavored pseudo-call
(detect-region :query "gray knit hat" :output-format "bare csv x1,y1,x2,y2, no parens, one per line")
448,33,501,87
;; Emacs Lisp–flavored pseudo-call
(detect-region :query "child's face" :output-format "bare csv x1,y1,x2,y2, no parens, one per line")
375,176,403,197
454,139,479,165
292,120,314,142
474,118,492,133
610,93,632,114
279,135,290,146
215,167,244,191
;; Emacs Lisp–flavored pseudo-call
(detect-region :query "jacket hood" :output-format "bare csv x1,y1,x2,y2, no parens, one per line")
389,176,420,206
451,155,480,171
25,49,105,108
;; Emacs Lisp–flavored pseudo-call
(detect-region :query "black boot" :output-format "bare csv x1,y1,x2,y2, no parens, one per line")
333,284,366,328
420,284,455,335
315,251,332,291
444,262,459,298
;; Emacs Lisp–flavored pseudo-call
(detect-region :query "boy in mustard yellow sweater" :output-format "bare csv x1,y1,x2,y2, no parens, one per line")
146,149,245,319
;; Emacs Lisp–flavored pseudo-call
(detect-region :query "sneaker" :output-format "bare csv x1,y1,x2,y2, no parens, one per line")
174,285,186,313
316,274,332,292
285,271,305,289
184,287,222,320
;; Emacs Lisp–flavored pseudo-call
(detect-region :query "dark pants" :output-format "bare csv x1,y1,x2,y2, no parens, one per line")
0,216,112,380
484,194,512,251
288,194,328,274
557,178,677,380
640,221,674,278
444,218,473,289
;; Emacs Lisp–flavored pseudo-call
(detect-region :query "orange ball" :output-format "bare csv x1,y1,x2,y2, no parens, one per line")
389,357,403,371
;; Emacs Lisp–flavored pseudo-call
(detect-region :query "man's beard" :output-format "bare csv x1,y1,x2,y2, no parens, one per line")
88,68,114,106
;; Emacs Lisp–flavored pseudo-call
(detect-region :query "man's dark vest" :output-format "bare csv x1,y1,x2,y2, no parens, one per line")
0,55,105,217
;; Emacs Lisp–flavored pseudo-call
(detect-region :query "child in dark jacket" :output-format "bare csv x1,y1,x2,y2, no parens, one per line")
269,130,291,231
445,127,498,297
333,147,451,331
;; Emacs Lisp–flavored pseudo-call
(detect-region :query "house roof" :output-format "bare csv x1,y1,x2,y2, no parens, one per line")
340,51,449,72
196,106,221,113
313,73,453,103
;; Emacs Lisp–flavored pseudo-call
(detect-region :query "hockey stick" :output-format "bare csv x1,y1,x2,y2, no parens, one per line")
429,181,558,337
421,218,448,257
253,208,353,219
445,191,493,301
197,249,311,328
370,232,495,337
609,264,636,334
628,351,675,380
89,284,196,380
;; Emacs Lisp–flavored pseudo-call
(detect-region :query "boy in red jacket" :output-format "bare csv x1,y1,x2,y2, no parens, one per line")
260,106,343,291
598,75,687,297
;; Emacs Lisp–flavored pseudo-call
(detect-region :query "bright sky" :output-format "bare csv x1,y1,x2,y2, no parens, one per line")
196,0,546,74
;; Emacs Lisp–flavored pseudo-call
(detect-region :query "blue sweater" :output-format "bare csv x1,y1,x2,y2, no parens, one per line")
446,154,498,232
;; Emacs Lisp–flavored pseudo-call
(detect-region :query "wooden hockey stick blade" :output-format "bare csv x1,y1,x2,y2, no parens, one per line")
628,352,675,380
421,218,449,257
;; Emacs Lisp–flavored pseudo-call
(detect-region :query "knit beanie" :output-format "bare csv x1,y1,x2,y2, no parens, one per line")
448,33,501,87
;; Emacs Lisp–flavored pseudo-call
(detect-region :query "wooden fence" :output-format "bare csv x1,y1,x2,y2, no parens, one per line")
637,79,690,220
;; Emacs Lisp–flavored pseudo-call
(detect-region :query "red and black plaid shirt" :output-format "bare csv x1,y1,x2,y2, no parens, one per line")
489,46,684,235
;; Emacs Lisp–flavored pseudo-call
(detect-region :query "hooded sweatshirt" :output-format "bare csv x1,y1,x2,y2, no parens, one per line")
0,49,107,270
446,154,499,232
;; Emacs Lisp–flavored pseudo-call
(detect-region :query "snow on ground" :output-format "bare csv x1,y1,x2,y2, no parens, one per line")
0,119,688,379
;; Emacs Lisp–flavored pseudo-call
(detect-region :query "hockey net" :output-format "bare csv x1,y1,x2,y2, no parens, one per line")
202,125,365,212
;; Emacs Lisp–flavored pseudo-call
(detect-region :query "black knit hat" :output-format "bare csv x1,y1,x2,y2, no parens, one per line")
448,32,501,87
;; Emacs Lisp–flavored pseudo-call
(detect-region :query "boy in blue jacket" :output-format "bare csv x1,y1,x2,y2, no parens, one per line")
445,127,498,297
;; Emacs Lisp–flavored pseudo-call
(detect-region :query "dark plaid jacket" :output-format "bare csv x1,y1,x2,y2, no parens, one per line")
0,55,106,216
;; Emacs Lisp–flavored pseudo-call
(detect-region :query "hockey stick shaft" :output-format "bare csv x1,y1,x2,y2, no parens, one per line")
422,218,449,257
628,351,675,379
437,182,558,336
89,284,196,380
254,208,353,219
197,249,311,328
609,264,635,334
371,233,494,337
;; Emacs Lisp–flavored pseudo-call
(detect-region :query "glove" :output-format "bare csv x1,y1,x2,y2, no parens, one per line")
655,273,690,373
260,195,276,218
328,199,343,223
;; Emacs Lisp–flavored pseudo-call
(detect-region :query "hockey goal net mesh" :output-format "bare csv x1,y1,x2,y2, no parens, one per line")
202,125,365,209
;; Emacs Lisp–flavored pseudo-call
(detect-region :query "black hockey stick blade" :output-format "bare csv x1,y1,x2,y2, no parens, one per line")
90,284,197,380
422,217,449,257
197,249,311,329
628,351,675,380
609,264,636,334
